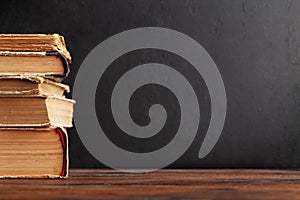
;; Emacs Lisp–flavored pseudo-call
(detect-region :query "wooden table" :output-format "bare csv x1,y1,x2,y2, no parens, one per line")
1,169,300,199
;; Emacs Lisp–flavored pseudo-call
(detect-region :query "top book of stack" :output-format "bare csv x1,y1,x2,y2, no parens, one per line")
0,34,71,82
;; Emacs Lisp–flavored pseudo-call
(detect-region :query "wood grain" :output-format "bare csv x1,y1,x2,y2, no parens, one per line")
1,169,300,199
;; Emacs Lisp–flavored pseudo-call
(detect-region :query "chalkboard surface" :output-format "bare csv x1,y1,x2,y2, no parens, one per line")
1,0,300,168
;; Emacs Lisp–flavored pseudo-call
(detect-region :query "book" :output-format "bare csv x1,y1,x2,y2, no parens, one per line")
0,127,68,178
0,34,71,59
0,96,74,127
0,33,73,179
0,34,71,81
0,75,69,97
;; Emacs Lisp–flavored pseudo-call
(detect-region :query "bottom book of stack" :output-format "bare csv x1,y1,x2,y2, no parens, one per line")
0,128,68,178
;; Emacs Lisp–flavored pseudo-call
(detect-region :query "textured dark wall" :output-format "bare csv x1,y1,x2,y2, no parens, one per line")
1,0,300,168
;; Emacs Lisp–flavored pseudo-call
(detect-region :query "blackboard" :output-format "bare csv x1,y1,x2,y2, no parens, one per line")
1,0,300,169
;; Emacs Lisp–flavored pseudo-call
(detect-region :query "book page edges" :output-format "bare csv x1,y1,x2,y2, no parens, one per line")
0,75,70,92
0,127,69,179
0,51,70,81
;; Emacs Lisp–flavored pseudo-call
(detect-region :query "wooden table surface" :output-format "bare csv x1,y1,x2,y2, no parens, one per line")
1,169,300,199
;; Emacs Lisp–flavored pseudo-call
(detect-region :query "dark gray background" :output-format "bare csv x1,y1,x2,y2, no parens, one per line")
1,0,300,168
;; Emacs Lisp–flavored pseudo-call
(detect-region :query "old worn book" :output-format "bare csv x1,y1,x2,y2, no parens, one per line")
0,127,68,178
0,96,74,127
0,34,71,81
0,75,69,97
0,34,71,59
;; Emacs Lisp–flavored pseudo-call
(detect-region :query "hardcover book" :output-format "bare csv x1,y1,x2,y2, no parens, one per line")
0,96,74,127
0,75,69,97
0,127,68,178
0,34,71,81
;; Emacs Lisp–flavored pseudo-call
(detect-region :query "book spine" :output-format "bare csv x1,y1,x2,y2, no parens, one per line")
45,51,70,81
56,127,68,178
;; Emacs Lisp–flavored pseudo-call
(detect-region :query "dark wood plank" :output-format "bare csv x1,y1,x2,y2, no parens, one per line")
1,169,300,199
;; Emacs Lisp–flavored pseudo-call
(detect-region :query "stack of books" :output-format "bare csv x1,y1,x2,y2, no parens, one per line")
0,34,74,178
